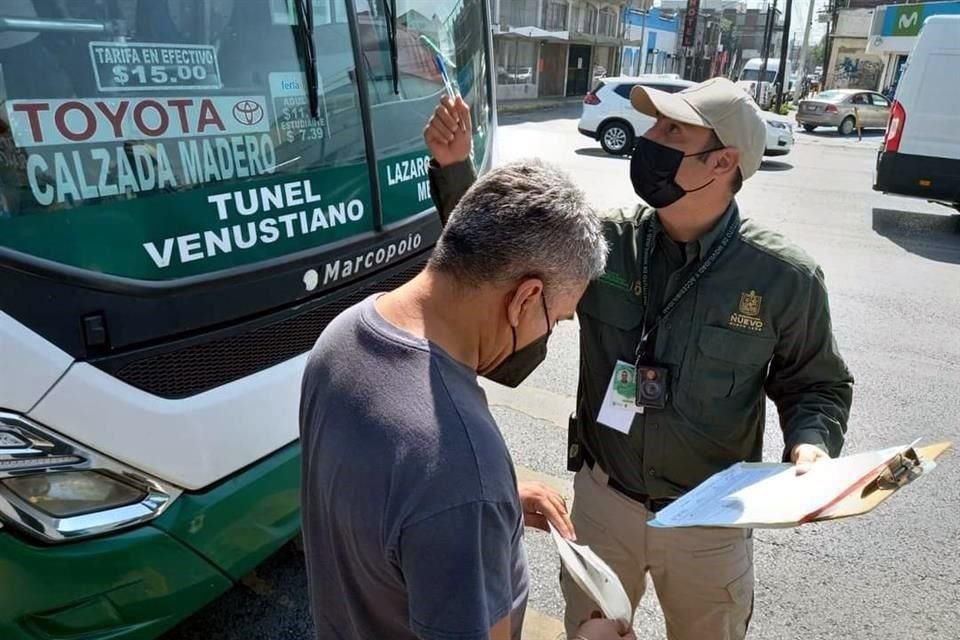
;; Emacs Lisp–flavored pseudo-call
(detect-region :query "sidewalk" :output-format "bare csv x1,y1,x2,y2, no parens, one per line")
497,96,584,115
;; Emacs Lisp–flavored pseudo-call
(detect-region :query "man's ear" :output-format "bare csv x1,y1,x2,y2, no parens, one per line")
712,147,741,179
505,278,544,327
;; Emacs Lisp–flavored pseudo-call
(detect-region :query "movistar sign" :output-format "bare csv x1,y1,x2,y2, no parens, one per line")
879,1,960,37
897,9,920,33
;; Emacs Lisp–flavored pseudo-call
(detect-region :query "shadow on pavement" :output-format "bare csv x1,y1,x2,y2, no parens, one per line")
498,103,583,124
574,147,630,160
159,542,312,640
759,159,793,171
872,207,960,264
797,129,885,140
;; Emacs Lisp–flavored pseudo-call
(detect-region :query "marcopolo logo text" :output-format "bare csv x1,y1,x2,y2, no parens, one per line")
320,233,423,286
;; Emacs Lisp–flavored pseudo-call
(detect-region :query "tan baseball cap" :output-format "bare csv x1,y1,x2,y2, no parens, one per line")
630,77,766,181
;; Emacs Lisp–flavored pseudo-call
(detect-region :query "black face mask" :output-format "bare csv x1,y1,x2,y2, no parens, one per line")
483,292,552,388
630,137,724,209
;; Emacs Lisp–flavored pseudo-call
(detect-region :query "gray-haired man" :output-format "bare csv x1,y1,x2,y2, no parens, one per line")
300,101,632,640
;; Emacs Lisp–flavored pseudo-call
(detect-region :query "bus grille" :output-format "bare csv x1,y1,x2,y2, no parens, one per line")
109,257,428,398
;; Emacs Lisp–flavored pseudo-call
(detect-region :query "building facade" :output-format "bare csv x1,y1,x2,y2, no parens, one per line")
824,7,886,89
621,7,680,76
866,0,960,93
493,0,630,100
656,3,785,81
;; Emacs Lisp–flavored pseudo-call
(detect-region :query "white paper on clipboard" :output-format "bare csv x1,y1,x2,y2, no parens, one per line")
549,524,631,625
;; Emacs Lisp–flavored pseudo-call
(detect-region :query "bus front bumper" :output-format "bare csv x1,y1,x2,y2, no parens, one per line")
0,442,301,640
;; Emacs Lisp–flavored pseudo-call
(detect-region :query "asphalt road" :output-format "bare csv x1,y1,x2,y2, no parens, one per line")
161,104,960,640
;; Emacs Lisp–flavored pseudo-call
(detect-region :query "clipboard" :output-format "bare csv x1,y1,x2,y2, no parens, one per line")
650,440,952,529
815,442,952,521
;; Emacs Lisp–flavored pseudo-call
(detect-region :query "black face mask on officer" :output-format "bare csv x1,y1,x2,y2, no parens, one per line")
483,291,552,388
630,136,725,209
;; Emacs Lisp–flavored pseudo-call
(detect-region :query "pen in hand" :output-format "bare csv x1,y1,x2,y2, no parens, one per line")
434,55,466,132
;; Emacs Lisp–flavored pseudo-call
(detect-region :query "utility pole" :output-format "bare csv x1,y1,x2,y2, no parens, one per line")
774,0,793,110
757,0,778,107
795,0,817,86
821,0,836,87
638,0,650,75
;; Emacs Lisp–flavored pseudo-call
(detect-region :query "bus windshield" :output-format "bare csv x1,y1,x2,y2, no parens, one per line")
0,0,490,280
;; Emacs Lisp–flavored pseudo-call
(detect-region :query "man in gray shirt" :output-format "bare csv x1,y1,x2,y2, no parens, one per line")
300,99,632,640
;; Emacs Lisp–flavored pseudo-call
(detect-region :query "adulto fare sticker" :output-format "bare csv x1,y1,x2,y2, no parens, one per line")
268,72,330,144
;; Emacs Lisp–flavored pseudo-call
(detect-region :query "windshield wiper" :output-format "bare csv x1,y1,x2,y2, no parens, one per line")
293,0,320,119
381,0,399,94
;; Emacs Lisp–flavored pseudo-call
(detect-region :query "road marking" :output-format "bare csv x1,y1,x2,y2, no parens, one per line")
480,379,574,431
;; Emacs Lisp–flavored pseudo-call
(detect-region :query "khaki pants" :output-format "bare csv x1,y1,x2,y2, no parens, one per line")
561,464,754,640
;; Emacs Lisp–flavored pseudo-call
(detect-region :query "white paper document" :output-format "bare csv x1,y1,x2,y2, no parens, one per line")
548,524,631,624
650,443,918,529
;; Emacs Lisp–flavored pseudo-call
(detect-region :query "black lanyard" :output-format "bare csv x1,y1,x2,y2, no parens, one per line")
636,210,740,362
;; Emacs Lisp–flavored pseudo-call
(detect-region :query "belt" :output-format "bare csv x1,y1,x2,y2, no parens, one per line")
582,449,675,514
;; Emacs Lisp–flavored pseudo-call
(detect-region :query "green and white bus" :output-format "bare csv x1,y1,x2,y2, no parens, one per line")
0,1,494,638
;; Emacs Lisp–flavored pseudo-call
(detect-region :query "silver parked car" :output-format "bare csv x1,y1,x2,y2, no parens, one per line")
796,89,892,135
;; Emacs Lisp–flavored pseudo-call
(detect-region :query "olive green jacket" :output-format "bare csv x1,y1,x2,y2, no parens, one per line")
428,160,854,497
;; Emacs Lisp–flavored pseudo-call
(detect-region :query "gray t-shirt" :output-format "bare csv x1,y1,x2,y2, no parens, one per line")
300,295,529,640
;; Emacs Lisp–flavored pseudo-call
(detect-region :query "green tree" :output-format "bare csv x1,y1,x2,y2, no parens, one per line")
807,36,825,73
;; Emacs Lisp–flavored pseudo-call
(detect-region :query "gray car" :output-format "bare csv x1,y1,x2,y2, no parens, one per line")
796,89,892,135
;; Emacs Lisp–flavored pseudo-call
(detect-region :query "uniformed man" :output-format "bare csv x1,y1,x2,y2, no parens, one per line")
424,79,854,640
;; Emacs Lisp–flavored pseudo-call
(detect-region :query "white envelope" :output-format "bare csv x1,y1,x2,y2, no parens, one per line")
548,523,632,625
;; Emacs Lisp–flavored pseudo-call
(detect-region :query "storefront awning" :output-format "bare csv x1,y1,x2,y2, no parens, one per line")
503,25,570,42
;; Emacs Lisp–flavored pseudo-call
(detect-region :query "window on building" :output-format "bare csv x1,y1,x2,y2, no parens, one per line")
500,0,538,28
543,1,568,31
584,4,598,34
598,7,617,37
496,39,537,86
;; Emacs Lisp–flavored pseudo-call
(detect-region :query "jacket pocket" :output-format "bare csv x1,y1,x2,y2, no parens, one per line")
695,326,775,398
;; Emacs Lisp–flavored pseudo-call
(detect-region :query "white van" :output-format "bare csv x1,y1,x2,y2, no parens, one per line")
874,15,960,211
737,58,793,109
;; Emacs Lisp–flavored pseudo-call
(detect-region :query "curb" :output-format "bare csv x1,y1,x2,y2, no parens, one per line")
497,99,582,115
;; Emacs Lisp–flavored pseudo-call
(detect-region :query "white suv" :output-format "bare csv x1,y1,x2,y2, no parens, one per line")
578,75,794,158
578,75,694,155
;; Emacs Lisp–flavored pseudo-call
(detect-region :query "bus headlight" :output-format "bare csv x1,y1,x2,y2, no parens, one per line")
0,412,180,542
3,470,146,518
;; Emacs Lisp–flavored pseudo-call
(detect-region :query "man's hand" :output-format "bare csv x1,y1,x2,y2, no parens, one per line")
791,443,829,475
518,481,575,540
573,616,635,640
423,95,472,167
